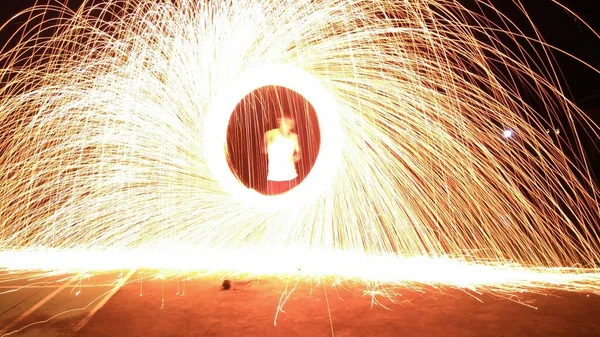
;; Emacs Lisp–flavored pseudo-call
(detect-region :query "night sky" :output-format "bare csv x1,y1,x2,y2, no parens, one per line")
482,0,599,103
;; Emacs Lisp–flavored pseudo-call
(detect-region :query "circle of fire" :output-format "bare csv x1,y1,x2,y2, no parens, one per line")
204,64,341,210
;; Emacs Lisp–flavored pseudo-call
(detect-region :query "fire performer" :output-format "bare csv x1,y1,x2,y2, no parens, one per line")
263,115,301,195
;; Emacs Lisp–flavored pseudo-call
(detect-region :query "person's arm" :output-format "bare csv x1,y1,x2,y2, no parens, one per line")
263,132,269,154
293,135,301,162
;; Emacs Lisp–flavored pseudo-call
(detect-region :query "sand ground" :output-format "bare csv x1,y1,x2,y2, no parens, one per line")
0,271,127,337
2,270,599,336
74,272,600,337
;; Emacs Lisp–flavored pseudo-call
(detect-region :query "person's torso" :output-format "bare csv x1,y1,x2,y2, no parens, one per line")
267,134,298,181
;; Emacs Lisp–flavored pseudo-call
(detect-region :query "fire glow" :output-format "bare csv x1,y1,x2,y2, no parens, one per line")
0,0,599,292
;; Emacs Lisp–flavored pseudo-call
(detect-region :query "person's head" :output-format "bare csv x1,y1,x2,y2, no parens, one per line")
278,116,294,133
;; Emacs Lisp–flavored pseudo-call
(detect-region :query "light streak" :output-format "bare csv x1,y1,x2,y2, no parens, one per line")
0,0,599,292
1,249,599,293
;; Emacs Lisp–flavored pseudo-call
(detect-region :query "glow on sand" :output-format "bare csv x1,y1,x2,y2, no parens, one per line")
0,0,599,292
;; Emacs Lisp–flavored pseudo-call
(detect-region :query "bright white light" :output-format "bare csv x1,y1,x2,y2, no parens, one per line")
1,249,600,292
503,129,514,138
204,64,342,211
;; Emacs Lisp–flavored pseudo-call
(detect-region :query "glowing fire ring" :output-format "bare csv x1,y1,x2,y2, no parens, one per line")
204,64,342,210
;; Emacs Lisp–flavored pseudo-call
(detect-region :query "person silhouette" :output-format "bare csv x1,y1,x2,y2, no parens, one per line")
263,115,300,195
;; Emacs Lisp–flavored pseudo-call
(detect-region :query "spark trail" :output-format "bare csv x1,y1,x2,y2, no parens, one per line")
0,0,599,290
